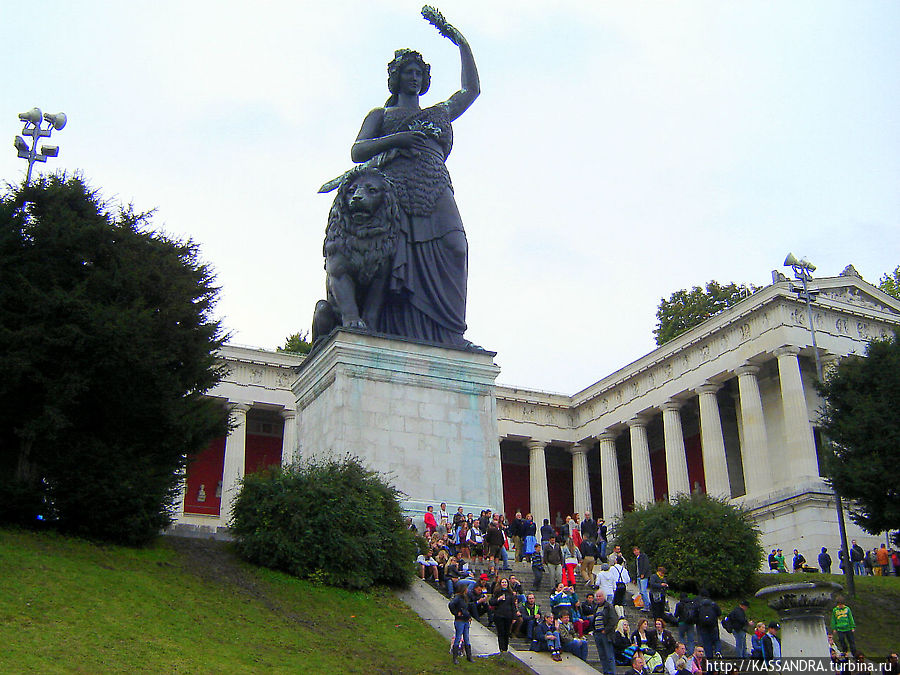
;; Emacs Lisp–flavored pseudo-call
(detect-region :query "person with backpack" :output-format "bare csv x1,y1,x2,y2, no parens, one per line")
448,582,478,664
673,592,697,654
694,590,722,658
610,555,632,617
648,565,669,619
722,600,751,658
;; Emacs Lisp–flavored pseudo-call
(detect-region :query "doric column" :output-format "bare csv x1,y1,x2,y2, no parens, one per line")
570,443,593,518
526,440,550,525
598,431,623,522
628,418,654,505
735,365,771,497
221,402,251,521
280,408,297,468
775,346,819,480
661,400,691,500
696,383,731,498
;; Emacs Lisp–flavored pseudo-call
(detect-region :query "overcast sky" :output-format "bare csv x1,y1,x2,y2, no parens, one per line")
4,1,898,394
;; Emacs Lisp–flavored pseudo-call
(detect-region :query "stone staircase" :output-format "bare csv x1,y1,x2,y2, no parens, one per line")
445,555,736,672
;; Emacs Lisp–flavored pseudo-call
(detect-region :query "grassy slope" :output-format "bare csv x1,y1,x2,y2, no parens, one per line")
0,529,521,674
712,572,900,657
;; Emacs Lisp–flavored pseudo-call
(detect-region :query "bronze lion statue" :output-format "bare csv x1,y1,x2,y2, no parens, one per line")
312,167,401,342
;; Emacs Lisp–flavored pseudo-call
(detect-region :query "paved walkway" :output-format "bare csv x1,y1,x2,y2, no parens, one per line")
397,578,599,675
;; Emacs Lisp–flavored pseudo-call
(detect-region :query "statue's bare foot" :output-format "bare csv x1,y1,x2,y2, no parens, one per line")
343,318,368,329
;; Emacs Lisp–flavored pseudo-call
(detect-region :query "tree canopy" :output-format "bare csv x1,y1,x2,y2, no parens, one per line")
817,331,900,535
613,493,762,596
277,331,312,355
0,174,227,545
878,265,900,300
654,281,758,346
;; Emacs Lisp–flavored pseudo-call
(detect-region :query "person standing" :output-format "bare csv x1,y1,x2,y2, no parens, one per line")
448,582,478,664
876,544,890,576
580,536,599,584
633,546,652,610
830,596,857,657
510,511,524,563
488,577,518,652
695,589,722,658
540,518,556,546
582,512,598,545
592,589,618,675
818,547,832,575
673,592,697,654
648,566,669,619
544,535,564,589
723,600,751,658
610,556,632,618
531,543,544,591
850,540,865,576
598,519,609,560
761,622,781,666
521,513,537,561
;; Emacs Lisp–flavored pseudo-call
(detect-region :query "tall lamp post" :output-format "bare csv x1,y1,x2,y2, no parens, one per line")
14,107,67,185
784,253,856,597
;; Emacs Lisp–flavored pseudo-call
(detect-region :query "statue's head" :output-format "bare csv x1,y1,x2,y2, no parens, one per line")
387,49,431,97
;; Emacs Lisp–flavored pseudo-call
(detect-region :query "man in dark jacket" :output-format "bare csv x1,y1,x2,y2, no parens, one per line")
648,565,669,619
818,547,832,575
761,622,781,665
724,600,751,658
850,540,865,576
540,518,556,545
510,511,524,563
598,519,609,560
592,589,618,675
633,547,652,609
582,512,598,543
580,537,599,584
695,590,722,658
544,536,564,589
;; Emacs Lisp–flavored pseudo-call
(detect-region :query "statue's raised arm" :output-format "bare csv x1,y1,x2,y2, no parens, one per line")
421,6,480,122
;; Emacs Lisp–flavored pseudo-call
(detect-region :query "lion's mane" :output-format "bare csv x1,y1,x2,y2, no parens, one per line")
324,168,402,287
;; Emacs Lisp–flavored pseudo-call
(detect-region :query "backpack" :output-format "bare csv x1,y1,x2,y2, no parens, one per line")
698,601,717,629
680,598,699,625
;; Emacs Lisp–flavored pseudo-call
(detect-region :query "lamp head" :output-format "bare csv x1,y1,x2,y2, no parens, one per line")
14,136,29,153
18,107,43,125
43,112,67,131
40,145,59,158
784,252,816,273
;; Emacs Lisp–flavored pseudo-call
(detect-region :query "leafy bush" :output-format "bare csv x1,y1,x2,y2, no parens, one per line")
613,493,762,596
230,454,415,590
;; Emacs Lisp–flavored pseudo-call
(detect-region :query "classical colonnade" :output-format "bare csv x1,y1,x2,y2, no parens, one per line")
505,345,823,527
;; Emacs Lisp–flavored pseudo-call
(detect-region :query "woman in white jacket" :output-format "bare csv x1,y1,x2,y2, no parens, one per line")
605,556,631,617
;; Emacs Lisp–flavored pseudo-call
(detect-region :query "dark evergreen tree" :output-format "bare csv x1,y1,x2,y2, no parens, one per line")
0,174,227,545
817,331,900,535
654,281,758,346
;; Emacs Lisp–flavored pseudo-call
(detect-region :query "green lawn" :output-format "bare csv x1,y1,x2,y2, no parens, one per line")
0,528,522,674
712,572,900,657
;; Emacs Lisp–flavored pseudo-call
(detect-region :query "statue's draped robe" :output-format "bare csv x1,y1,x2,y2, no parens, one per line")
375,103,468,347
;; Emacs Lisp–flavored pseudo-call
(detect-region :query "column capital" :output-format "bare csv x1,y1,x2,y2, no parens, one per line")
774,345,801,358
661,399,683,412
569,442,591,456
230,402,252,414
280,407,296,420
597,430,617,443
524,439,547,452
627,416,649,429
695,382,722,396
735,364,760,377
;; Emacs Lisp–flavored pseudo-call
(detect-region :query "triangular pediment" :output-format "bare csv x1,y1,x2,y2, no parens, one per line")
815,282,900,316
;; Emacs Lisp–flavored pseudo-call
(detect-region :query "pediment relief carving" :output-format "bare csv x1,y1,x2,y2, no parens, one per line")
818,285,900,315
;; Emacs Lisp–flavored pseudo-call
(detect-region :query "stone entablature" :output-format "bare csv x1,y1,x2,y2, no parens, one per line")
209,344,304,409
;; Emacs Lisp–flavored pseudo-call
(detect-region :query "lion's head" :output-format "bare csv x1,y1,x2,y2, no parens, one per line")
324,167,402,284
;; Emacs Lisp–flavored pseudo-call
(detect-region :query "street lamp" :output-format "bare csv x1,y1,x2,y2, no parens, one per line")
14,107,67,185
783,252,856,597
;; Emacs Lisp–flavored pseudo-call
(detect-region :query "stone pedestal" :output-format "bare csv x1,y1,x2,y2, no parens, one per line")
291,329,504,514
755,581,842,658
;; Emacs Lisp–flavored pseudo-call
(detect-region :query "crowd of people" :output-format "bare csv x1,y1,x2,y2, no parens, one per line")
412,504,893,670
766,541,900,576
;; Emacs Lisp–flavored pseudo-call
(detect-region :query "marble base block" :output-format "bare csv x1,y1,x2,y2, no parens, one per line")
292,329,504,513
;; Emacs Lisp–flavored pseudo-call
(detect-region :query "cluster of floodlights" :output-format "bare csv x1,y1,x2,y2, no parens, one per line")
14,107,67,185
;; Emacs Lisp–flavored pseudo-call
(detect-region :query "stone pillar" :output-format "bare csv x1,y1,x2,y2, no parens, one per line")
735,365,771,497
220,402,250,521
280,408,297,468
628,418,654,505
570,443,593,519
661,401,691,500
755,581,842,657
696,383,731,498
775,346,820,481
598,431,622,522
526,440,550,526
